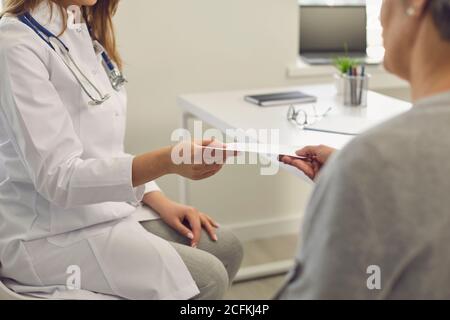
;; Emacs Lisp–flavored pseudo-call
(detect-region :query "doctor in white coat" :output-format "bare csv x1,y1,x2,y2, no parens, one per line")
0,0,243,300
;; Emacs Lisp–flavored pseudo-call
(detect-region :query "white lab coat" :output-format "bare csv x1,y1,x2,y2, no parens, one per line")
0,1,199,299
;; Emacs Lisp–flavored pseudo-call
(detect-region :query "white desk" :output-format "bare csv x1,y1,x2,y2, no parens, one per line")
177,83,411,282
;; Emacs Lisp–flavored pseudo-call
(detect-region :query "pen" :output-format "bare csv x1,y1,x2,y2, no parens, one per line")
346,67,353,105
352,67,357,105
358,64,366,105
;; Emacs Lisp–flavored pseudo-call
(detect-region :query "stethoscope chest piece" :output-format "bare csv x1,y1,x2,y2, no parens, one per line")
93,40,128,91
109,68,128,91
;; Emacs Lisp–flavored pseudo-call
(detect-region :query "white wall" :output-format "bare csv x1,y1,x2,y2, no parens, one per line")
114,0,409,240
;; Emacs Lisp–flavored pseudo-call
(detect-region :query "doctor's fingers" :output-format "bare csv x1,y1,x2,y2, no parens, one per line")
173,220,196,242
185,210,202,247
200,213,218,242
206,149,238,163
191,164,223,180
196,140,237,163
207,216,220,228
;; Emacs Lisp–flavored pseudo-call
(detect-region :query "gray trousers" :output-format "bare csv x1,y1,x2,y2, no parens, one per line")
140,220,243,300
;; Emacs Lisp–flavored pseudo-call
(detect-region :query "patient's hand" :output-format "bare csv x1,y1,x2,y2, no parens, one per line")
279,145,336,180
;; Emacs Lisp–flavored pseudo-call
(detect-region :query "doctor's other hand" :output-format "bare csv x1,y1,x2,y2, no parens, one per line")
143,192,219,247
279,145,336,180
169,140,236,181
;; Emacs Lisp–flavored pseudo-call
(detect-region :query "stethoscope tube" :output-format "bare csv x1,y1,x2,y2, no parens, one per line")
18,14,59,49
49,37,111,106
18,12,125,105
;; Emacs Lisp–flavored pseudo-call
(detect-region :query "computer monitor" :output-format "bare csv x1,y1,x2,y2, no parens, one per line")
300,5,371,64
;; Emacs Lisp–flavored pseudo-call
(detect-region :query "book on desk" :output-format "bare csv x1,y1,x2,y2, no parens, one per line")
244,91,318,107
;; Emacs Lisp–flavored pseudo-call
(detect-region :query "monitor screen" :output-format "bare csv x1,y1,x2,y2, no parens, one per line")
300,5,367,54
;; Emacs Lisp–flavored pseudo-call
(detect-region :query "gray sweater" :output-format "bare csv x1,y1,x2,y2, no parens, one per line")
278,90,450,300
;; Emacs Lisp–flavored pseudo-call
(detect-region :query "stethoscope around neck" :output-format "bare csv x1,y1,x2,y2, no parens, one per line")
17,12,127,106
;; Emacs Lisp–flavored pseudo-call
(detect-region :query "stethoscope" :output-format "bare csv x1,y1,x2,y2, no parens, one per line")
18,12,127,106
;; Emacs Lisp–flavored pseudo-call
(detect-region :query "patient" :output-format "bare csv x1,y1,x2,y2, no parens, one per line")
277,0,450,299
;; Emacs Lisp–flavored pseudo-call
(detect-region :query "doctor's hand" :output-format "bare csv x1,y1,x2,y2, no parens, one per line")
168,140,236,181
132,140,235,188
143,192,219,248
279,145,336,180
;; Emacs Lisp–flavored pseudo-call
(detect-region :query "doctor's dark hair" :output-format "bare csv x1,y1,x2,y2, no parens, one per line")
428,0,450,41
1,0,123,69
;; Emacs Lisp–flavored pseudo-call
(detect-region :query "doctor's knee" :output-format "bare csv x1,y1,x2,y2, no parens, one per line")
213,227,244,282
191,253,229,300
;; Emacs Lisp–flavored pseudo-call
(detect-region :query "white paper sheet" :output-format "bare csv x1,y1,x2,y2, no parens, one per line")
304,116,373,136
203,143,307,159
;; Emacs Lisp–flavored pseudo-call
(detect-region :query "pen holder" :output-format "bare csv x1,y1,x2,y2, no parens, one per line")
334,73,345,96
342,74,370,107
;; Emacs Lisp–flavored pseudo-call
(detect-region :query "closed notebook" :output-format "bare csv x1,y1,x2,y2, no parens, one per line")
244,91,317,107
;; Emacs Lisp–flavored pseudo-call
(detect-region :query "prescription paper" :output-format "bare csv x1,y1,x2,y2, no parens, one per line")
203,143,307,159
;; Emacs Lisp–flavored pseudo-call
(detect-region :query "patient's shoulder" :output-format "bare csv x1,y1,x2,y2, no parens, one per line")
337,110,425,167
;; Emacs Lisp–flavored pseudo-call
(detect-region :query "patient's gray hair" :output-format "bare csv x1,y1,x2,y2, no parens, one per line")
429,0,450,41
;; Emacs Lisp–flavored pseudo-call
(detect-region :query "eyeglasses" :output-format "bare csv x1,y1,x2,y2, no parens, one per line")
287,105,333,129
